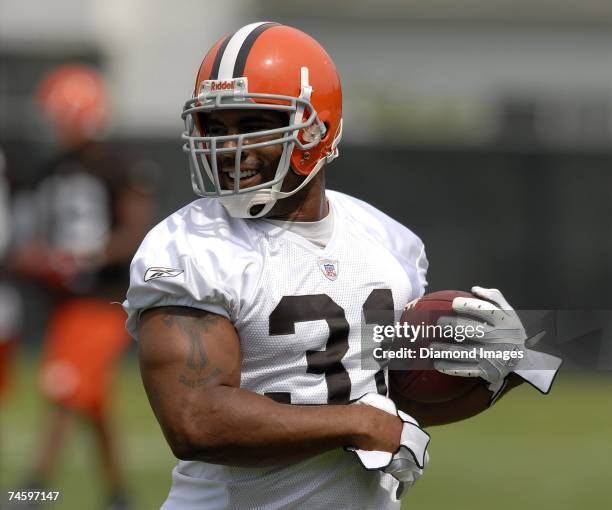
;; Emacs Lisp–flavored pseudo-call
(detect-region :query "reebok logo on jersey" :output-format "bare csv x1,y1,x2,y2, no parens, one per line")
144,267,184,282
318,258,339,281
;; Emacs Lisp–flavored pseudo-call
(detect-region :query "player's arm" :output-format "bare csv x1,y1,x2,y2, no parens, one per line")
390,374,524,428
101,186,153,266
138,305,402,467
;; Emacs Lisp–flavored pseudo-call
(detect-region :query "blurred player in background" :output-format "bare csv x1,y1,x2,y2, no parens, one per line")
11,64,154,510
0,147,23,423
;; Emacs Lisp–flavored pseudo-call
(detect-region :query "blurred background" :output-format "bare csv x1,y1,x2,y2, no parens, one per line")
0,1,610,509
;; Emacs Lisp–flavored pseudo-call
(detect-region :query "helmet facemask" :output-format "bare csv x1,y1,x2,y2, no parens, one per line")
181,69,339,218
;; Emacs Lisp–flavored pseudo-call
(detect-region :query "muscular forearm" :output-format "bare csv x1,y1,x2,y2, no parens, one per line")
392,374,524,427
154,385,398,467
169,387,373,466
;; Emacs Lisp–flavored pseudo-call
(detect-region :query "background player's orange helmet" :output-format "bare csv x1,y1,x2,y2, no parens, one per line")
36,64,109,148
181,22,343,218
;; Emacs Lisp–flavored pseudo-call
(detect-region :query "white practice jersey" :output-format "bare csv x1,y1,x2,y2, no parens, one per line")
124,189,428,510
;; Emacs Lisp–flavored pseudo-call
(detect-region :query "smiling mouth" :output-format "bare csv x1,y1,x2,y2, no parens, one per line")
221,168,262,189
227,169,258,179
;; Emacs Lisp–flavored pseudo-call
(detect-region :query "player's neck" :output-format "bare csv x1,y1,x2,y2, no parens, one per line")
284,186,328,222
266,172,328,222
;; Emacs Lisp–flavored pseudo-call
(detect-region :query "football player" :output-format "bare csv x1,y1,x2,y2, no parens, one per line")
124,22,559,510
13,64,154,510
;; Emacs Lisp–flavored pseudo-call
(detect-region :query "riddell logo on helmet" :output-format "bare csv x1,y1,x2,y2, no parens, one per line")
199,78,248,98
211,81,234,91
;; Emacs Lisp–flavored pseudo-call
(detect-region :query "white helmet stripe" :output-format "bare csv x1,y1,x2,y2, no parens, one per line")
217,22,273,80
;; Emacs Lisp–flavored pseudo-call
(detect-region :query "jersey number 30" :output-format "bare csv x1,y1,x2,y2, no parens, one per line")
267,290,394,405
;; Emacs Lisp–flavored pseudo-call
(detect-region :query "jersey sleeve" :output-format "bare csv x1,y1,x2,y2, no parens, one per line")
122,203,262,339
329,190,429,297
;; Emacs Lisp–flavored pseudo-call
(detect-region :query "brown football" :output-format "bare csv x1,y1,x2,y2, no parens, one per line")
389,290,482,403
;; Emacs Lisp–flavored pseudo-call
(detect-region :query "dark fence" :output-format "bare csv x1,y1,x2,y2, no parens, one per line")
4,139,611,313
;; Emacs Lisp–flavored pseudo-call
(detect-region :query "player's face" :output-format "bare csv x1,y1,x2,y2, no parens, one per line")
201,109,287,191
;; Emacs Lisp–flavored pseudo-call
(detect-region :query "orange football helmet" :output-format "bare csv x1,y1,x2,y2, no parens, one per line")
182,22,343,218
37,64,109,147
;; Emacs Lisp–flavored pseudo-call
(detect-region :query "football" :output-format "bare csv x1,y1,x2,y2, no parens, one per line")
389,290,482,403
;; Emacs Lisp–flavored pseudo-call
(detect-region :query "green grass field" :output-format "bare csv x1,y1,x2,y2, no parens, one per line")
2,354,611,509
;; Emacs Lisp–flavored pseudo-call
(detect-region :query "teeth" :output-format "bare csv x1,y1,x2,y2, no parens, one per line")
228,170,257,179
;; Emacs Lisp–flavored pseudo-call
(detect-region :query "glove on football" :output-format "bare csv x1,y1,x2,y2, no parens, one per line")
431,286,562,402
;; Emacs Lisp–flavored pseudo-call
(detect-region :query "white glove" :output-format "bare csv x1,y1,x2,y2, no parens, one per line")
432,286,562,402
346,393,430,487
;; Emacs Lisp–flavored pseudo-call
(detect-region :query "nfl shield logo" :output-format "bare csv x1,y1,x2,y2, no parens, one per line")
318,258,339,281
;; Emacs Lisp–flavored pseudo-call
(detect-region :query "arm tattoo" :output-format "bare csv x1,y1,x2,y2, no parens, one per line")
161,309,223,388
